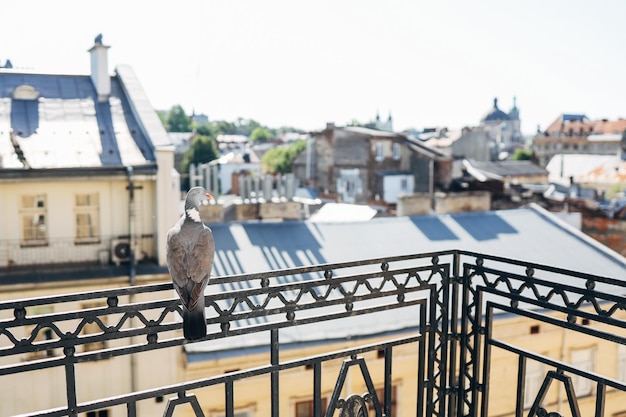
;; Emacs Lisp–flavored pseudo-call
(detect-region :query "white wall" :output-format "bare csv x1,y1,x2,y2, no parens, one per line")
383,175,414,204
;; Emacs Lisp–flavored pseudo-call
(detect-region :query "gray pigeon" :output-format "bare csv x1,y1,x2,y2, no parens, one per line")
166,187,215,340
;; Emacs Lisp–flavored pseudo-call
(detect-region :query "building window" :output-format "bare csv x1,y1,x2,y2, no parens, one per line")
375,143,384,162
295,398,327,417
392,143,401,160
400,178,408,191
20,194,47,245
75,193,100,243
571,347,594,397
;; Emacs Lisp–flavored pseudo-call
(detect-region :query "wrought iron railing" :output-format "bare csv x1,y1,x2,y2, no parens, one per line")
1,250,626,417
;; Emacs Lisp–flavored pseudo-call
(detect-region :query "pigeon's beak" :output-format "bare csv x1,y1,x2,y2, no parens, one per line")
205,193,213,199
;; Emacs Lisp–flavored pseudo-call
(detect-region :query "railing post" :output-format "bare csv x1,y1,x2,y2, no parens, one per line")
384,346,392,417
314,362,322,417
271,328,279,417
448,251,461,417
64,347,78,417
226,380,234,417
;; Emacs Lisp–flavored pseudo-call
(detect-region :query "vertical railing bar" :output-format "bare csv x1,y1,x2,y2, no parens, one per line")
416,301,426,417
470,286,485,417
515,356,526,417
313,362,322,417
456,263,472,417
425,282,438,417
225,380,234,417
479,305,493,417
447,255,460,417
384,346,392,417
64,352,78,417
126,400,136,417
595,381,605,417
271,328,279,417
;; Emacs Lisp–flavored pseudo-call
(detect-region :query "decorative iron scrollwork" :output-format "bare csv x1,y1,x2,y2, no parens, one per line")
337,393,372,417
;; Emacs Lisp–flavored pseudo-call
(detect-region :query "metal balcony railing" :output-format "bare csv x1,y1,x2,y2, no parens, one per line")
1,250,626,417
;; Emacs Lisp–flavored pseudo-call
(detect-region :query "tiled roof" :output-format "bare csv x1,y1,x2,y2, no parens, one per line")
545,115,626,136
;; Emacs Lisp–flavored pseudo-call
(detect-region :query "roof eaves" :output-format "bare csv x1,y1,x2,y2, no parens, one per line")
0,164,157,180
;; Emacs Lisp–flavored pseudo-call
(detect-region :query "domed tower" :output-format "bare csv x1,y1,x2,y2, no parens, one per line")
481,97,510,124
507,97,522,144
374,110,393,132
480,97,520,152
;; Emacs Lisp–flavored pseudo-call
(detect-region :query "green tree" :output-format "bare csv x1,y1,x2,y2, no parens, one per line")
511,148,533,161
250,127,275,142
166,105,192,132
181,135,219,175
262,139,307,174
235,118,262,136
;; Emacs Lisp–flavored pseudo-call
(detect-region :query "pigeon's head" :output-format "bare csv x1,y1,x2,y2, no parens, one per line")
185,187,213,211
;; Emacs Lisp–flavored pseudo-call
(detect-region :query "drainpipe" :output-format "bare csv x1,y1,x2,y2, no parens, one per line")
126,166,137,395
126,166,136,285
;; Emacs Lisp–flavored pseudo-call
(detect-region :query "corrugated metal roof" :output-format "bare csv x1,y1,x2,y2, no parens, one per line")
188,204,626,356
208,204,625,278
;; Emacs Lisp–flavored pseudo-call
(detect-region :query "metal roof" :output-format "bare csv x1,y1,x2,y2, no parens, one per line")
208,204,625,279
0,67,163,171
188,204,626,356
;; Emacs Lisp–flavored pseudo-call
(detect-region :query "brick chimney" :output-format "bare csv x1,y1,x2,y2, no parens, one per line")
88,34,111,102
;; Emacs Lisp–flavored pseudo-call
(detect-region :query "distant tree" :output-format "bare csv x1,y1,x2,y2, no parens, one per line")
181,135,219,175
166,105,192,132
210,120,238,136
262,139,307,174
195,124,214,137
250,127,275,142
511,148,533,161
235,118,262,137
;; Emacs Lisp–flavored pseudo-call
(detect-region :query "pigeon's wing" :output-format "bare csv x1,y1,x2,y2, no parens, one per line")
185,227,215,309
166,227,189,292
189,227,215,284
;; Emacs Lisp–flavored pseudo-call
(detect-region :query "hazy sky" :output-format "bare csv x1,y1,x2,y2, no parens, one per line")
1,1,624,135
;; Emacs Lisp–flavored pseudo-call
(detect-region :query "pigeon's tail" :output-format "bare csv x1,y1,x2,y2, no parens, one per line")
183,301,207,341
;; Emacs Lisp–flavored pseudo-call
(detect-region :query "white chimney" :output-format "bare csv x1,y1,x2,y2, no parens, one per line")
88,34,111,102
